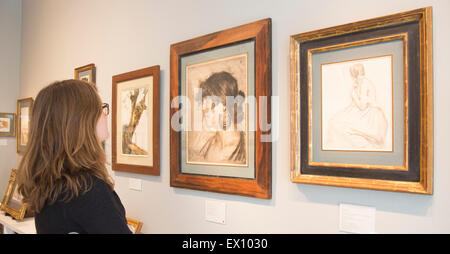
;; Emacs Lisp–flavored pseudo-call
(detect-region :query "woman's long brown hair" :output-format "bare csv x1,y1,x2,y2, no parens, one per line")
17,80,114,213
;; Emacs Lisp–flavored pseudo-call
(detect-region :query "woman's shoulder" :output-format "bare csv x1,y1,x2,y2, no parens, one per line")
63,173,113,204
85,174,113,194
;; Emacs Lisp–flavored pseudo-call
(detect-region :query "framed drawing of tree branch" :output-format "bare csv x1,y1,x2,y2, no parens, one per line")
112,65,160,175
290,7,433,194
170,18,272,199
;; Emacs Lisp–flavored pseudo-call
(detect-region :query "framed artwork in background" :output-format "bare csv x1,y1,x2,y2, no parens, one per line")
17,98,33,154
170,18,272,199
112,65,160,176
290,7,433,194
74,63,96,84
0,169,31,220
0,113,16,137
126,217,143,234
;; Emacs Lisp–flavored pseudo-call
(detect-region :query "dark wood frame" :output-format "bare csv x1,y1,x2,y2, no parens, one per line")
0,113,16,137
290,7,433,194
170,18,272,199
17,97,33,154
74,63,96,84
112,65,160,176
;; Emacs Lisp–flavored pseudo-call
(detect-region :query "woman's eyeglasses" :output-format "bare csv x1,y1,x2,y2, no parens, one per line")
102,103,110,116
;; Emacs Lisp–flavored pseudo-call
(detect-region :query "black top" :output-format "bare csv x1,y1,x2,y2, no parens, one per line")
35,175,132,234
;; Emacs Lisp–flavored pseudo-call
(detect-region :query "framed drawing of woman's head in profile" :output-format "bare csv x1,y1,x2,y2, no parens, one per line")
186,59,249,169
170,18,272,199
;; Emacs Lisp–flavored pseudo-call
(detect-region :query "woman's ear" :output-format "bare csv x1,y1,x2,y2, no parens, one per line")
96,113,110,142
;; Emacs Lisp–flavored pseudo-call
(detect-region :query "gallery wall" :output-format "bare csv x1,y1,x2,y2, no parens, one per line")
0,0,21,196
13,0,450,233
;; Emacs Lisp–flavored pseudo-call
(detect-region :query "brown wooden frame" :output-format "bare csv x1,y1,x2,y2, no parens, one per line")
170,18,272,199
17,97,33,154
74,63,96,84
0,113,16,137
112,65,160,176
290,7,433,194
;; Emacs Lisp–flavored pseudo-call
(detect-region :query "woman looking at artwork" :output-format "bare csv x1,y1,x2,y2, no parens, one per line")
17,80,132,234
189,71,247,165
326,63,388,150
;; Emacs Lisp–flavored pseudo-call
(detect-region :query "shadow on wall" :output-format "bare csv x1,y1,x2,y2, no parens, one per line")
172,184,276,207
291,183,433,217
113,170,163,184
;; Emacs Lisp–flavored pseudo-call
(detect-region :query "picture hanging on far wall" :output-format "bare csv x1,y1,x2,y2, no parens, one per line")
0,113,16,137
0,169,32,220
170,18,272,199
74,63,96,84
17,97,33,154
112,65,160,176
290,7,433,194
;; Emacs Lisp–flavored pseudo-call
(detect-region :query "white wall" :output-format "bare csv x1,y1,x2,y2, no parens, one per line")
17,0,450,233
0,0,21,197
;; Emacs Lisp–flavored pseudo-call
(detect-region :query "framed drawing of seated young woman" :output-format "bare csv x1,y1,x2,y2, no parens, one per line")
290,7,433,194
170,19,272,199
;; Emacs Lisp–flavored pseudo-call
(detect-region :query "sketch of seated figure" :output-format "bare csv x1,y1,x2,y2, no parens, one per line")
326,63,388,150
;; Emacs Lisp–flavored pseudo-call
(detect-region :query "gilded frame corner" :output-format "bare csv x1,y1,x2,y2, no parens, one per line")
126,217,143,234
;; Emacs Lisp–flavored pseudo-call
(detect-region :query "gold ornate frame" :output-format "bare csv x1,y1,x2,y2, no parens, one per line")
290,7,433,194
0,169,28,220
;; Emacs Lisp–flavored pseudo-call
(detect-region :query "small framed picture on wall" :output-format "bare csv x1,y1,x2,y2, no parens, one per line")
74,63,96,84
0,113,16,137
17,97,33,154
